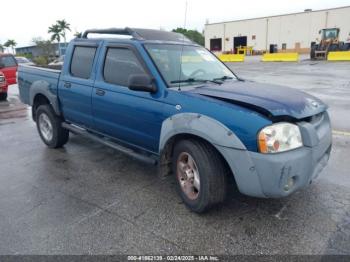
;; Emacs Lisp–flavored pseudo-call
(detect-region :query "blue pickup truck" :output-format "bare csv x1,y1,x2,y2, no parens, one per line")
18,28,332,212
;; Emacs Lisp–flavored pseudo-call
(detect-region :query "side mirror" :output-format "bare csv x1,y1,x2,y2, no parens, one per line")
128,74,157,93
0,62,5,69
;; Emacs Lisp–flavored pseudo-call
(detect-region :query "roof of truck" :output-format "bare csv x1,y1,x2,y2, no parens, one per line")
81,27,194,44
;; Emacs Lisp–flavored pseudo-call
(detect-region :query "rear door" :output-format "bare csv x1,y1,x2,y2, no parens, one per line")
58,44,98,128
0,55,17,85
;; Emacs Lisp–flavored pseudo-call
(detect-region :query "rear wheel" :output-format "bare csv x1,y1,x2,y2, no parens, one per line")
36,104,69,148
341,43,350,51
0,93,7,101
328,44,339,52
172,139,227,213
310,45,317,60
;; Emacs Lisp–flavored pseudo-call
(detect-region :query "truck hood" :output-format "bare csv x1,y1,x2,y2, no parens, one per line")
187,80,327,120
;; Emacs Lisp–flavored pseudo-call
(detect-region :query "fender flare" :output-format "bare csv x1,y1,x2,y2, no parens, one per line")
159,113,246,152
29,80,61,116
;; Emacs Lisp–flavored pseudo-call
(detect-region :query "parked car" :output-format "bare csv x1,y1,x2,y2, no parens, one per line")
0,53,17,100
15,56,34,66
0,72,8,100
48,55,65,67
0,53,17,85
18,28,332,213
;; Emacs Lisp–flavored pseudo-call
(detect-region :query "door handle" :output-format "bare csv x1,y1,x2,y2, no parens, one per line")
64,82,71,88
96,89,105,96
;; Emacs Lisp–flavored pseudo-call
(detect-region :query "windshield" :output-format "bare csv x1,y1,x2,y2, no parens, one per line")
144,44,236,87
323,29,338,39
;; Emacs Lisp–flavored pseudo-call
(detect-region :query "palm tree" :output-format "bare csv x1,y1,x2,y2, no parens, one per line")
0,44,4,53
74,31,82,38
48,24,62,56
4,40,17,54
57,19,71,47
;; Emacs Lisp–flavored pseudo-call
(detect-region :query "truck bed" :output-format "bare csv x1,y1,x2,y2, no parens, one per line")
18,64,61,105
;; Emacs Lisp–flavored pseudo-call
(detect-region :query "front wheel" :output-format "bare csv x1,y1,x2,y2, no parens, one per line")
172,139,227,213
36,104,69,148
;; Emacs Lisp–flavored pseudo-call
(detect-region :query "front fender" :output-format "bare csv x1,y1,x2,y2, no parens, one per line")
159,113,265,197
159,113,246,152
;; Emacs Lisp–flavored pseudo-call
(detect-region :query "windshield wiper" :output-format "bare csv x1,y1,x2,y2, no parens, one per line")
170,78,222,84
213,76,234,81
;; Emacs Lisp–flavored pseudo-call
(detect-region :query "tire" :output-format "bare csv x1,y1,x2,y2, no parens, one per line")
36,104,69,148
343,43,350,51
328,44,339,52
0,93,7,101
310,45,317,60
172,139,227,213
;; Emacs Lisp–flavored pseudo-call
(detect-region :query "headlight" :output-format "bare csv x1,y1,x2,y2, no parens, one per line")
258,123,302,153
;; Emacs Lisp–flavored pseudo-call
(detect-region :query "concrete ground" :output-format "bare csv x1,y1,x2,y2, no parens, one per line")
0,58,349,255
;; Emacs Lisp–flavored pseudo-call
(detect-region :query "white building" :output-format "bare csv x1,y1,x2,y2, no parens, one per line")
204,6,350,54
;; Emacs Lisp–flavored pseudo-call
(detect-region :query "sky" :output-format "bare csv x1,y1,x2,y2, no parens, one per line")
1,0,350,47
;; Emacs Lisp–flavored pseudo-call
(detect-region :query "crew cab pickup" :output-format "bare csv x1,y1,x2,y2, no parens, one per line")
18,28,332,213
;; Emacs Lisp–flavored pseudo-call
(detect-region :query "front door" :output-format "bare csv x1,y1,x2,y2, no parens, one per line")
92,45,164,153
58,45,97,128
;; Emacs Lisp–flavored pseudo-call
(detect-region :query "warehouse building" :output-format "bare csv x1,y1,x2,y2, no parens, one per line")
204,6,350,54
15,43,67,58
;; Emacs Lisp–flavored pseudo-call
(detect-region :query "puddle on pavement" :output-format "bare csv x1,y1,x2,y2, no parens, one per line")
0,96,30,120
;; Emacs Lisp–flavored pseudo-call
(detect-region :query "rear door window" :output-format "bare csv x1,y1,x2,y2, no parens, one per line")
0,56,17,67
70,46,96,79
103,48,146,87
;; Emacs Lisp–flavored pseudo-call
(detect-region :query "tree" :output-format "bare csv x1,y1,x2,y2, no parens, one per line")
4,39,17,54
56,19,71,46
74,31,82,38
0,44,4,53
49,20,71,56
48,24,62,56
172,28,204,46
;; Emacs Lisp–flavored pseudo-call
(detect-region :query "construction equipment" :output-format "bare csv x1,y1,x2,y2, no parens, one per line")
311,28,350,60
327,51,350,61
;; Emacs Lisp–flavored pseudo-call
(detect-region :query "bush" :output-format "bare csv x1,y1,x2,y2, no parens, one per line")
33,56,49,66
16,53,33,60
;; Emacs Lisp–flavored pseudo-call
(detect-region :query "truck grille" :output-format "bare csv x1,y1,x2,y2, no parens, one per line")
304,112,331,142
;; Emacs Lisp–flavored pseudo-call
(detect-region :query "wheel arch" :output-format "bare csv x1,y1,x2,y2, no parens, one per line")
159,113,246,151
158,113,246,182
29,80,61,119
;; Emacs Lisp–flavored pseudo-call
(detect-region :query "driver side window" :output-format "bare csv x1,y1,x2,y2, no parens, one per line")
103,48,146,87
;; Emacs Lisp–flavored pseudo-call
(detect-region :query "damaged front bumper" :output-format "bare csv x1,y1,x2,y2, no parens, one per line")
249,139,331,197
216,112,332,198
